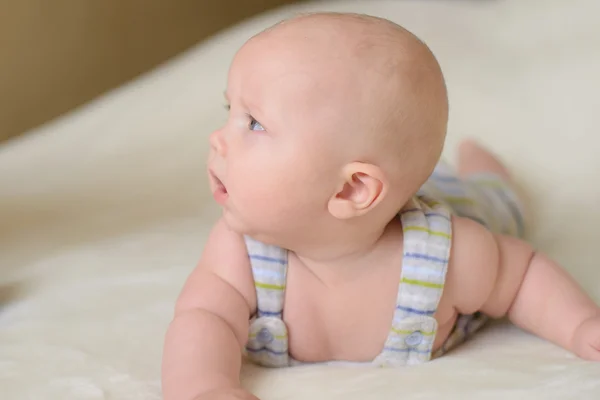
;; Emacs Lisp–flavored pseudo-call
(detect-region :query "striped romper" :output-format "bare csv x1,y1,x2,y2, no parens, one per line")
243,161,526,367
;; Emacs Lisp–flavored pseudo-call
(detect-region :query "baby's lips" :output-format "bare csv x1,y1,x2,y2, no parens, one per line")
209,169,226,191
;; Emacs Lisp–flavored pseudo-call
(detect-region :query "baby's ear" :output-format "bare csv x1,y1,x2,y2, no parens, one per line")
327,162,388,219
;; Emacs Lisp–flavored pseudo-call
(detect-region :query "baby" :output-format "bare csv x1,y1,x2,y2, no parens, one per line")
162,12,600,400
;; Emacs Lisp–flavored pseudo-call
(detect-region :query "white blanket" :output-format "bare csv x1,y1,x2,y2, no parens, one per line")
2,0,600,398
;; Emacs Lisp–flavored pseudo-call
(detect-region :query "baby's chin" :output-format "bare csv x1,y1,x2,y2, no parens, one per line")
221,209,263,238
220,207,246,234
220,210,291,247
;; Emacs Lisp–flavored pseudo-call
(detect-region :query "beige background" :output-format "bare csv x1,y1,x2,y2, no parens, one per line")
0,0,299,143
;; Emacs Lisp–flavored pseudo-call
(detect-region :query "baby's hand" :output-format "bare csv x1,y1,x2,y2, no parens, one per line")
572,314,600,361
193,387,260,400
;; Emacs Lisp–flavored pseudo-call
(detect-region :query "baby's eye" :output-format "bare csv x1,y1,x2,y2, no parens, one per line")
248,116,265,132
224,104,231,111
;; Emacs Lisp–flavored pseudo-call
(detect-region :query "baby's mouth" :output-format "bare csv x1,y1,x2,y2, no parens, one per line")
215,175,227,193
209,170,228,204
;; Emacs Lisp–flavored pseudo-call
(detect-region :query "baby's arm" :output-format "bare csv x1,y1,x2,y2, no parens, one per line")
162,219,258,400
447,217,600,360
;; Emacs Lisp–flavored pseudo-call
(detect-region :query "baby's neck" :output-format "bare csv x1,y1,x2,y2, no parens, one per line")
290,217,403,287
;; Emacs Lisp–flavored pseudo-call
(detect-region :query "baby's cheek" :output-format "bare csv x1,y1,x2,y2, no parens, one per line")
236,152,298,200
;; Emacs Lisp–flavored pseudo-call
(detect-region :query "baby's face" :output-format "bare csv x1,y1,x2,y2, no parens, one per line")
207,35,351,243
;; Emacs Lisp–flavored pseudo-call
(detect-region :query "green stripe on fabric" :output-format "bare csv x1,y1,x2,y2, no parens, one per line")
255,282,285,291
401,277,444,289
391,328,435,336
249,332,287,340
404,226,452,239
443,196,475,205
422,199,442,208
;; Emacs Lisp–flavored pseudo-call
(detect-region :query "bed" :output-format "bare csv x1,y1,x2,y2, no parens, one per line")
1,0,599,398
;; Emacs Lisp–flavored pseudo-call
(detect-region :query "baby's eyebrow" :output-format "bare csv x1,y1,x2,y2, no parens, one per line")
223,91,230,102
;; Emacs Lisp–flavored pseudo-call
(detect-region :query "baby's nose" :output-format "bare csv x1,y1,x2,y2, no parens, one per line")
209,129,228,157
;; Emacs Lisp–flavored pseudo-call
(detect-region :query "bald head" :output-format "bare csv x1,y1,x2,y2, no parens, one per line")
253,13,447,182
230,13,448,206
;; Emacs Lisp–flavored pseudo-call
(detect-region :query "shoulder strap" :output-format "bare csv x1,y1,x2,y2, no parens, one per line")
374,196,453,366
244,235,288,319
396,195,452,317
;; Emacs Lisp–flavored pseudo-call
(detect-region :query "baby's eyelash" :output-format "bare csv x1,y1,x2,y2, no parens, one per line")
224,104,231,111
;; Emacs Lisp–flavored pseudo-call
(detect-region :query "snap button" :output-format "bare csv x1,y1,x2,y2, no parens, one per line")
257,328,274,344
405,331,424,347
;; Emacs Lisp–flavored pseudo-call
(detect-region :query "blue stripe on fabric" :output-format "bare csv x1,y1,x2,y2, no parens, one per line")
401,265,446,278
252,268,286,281
383,346,432,355
496,190,525,237
431,184,468,196
404,252,448,263
246,346,288,356
257,309,282,317
425,212,451,221
249,254,287,265
429,173,460,183
395,305,436,316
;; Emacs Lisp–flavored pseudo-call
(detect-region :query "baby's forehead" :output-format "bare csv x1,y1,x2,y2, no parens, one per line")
227,14,445,126
234,16,433,81
229,36,353,98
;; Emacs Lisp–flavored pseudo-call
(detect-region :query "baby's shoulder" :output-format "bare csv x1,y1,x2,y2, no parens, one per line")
179,218,256,312
205,218,254,279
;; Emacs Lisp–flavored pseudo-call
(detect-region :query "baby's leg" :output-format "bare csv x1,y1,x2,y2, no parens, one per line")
457,139,511,182
456,139,527,237
457,140,600,360
506,249,600,360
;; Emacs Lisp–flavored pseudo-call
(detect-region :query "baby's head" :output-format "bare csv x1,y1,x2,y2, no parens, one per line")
208,13,448,249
